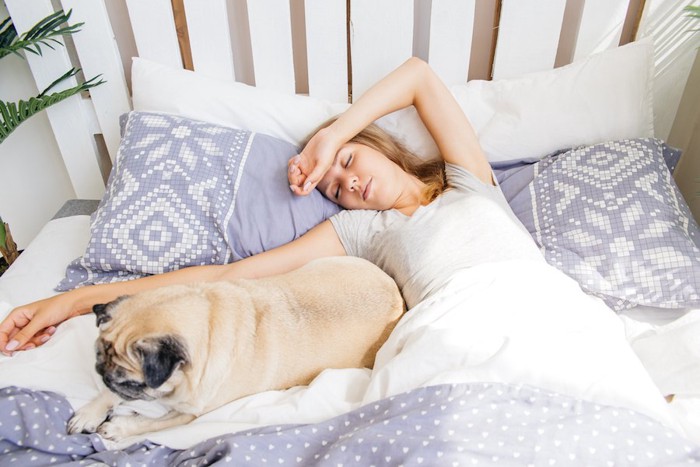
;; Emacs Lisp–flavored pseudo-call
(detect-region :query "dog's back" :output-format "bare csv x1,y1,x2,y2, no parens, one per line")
225,256,405,385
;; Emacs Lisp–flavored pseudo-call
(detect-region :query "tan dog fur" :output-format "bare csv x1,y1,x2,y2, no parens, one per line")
67,257,404,440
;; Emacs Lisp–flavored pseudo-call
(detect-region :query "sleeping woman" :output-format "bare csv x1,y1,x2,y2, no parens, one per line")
0,57,542,355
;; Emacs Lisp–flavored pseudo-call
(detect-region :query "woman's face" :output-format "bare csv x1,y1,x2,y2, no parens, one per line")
318,143,406,210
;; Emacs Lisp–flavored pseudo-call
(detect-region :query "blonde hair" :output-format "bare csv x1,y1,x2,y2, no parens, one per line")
307,120,448,203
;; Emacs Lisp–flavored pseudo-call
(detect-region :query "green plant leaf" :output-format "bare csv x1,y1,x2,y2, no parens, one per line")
0,9,82,60
686,5,700,19
0,220,5,250
0,70,105,144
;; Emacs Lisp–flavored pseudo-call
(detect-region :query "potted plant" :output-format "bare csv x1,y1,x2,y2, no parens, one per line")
0,9,103,273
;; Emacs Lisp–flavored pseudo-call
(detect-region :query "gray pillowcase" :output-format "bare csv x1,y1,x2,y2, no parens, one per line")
57,111,340,290
502,138,700,311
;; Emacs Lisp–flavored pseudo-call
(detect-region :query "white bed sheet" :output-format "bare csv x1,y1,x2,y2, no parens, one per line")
0,216,697,449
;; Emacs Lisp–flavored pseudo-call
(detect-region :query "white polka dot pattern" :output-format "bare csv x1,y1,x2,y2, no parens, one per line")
1,384,698,465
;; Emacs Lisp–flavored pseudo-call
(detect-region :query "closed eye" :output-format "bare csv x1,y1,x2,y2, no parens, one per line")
334,153,353,199
119,380,146,390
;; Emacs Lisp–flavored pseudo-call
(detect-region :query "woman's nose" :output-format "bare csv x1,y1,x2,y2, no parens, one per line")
344,175,358,191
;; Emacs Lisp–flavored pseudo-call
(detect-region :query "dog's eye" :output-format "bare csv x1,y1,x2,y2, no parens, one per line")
119,380,146,390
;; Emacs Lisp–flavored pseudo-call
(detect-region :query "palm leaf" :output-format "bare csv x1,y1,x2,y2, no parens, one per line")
0,10,82,60
0,70,105,144
0,217,5,250
0,17,17,52
686,5,700,33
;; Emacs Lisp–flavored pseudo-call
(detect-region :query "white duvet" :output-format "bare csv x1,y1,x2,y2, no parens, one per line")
0,216,693,449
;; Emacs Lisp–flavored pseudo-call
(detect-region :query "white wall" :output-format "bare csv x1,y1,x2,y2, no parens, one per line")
640,0,700,141
0,3,75,250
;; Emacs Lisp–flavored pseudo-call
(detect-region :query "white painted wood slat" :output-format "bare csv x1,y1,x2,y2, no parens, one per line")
492,0,567,80
305,0,347,103
428,0,476,87
5,0,105,198
125,0,182,69
246,0,295,94
60,0,132,163
573,0,629,61
184,0,236,80
350,0,413,101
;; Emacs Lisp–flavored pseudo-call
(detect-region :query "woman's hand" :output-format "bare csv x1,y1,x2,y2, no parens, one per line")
0,295,81,355
288,126,343,195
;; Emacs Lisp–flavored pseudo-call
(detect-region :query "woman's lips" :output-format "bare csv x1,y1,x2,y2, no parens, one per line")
362,177,372,201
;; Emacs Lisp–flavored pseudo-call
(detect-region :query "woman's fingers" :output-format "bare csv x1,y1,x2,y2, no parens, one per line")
0,307,46,355
26,326,56,349
300,164,327,193
288,156,307,195
288,128,338,195
288,153,319,194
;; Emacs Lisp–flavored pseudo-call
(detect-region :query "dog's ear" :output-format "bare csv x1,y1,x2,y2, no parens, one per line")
92,296,129,327
135,335,189,389
92,303,112,327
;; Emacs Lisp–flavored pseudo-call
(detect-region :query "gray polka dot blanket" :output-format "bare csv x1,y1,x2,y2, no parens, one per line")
1,383,698,466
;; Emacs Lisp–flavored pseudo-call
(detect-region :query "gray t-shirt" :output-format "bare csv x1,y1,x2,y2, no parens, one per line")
329,163,544,309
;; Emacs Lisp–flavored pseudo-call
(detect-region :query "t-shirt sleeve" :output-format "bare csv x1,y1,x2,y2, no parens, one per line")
445,163,512,210
329,209,376,257
445,163,498,193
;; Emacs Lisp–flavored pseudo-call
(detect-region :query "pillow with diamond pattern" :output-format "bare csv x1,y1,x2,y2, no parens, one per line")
507,138,700,311
56,111,341,290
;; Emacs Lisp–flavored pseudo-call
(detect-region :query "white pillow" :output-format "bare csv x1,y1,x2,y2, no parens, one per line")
131,57,349,147
385,38,655,162
132,38,654,163
451,38,655,162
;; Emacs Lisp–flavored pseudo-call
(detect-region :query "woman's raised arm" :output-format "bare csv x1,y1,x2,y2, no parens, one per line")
0,220,344,355
289,57,492,193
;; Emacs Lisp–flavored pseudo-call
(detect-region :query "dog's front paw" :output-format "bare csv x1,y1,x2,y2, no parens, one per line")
67,406,110,435
97,415,139,441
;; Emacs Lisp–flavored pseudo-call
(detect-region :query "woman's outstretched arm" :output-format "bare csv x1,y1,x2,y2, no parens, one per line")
289,57,492,193
0,220,344,355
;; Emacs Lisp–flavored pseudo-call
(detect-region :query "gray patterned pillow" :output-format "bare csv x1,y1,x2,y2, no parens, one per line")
57,111,340,290
511,138,700,311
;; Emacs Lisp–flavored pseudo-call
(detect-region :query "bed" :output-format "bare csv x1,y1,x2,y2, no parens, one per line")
2,0,700,465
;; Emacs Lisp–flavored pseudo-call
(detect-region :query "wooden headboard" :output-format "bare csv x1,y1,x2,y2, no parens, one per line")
1,0,666,201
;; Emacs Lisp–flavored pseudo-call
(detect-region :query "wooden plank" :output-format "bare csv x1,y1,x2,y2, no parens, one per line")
125,0,182,69
305,0,347,102
492,0,567,79
183,0,236,79
468,0,499,81
60,0,131,163
573,0,629,61
350,0,413,100
246,0,295,93
428,0,476,86
5,0,105,198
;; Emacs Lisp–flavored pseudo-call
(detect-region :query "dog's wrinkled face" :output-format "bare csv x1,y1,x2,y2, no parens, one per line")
92,298,189,402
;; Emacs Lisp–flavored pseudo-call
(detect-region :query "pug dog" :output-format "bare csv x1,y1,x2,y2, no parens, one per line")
67,256,404,441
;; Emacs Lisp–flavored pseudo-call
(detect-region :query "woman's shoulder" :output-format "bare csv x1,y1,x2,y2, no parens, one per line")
445,162,501,195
